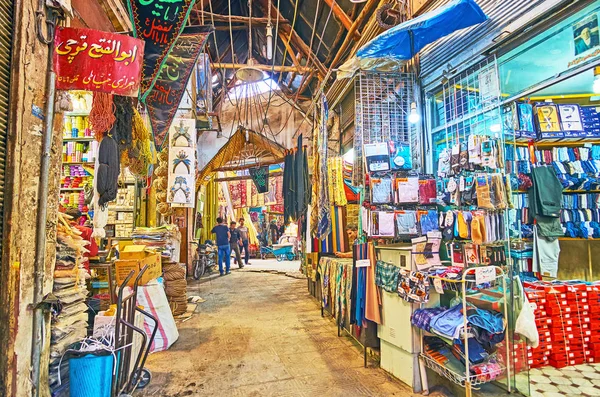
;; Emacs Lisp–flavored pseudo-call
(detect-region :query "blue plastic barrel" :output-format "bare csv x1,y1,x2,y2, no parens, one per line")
69,353,115,397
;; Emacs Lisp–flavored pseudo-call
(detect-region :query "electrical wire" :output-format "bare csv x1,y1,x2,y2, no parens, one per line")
276,0,299,87
270,1,335,138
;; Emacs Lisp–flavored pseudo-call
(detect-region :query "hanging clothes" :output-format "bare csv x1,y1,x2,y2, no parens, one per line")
365,242,382,324
317,95,332,240
96,135,120,208
328,157,348,206
283,149,295,224
295,135,311,220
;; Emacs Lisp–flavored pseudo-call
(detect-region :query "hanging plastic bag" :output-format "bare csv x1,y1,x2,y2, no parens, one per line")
515,277,539,348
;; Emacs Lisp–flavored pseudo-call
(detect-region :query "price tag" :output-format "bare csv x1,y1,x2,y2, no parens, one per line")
433,278,444,294
356,259,370,268
475,266,496,285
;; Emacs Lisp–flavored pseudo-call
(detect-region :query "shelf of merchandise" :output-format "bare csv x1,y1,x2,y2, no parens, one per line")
506,139,600,147
62,136,95,142
420,354,506,388
63,161,95,165
418,266,510,397
515,190,600,194
108,206,134,211
60,187,85,191
64,110,90,117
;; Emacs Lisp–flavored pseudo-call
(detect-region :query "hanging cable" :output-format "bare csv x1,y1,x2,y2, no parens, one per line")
270,1,335,138
307,0,322,66
259,0,283,130
228,0,236,63
313,6,333,62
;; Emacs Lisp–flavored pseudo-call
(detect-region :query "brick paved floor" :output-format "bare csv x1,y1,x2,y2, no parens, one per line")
138,271,414,397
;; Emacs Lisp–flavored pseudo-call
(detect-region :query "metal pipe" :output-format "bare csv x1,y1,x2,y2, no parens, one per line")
31,8,59,396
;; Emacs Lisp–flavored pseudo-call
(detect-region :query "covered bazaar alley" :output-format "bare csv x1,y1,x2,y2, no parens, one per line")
6,0,600,396
138,270,414,397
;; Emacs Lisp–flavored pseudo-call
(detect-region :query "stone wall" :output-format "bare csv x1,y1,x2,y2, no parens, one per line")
0,0,128,393
0,3,71,396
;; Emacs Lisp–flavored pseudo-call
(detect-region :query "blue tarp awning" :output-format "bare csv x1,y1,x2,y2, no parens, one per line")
338,0,487,78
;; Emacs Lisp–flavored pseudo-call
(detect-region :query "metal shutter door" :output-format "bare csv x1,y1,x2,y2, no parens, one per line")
0,0,13,261
418,0,570,87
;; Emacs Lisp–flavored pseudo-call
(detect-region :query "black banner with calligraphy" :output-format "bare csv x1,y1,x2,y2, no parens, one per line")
126,0,196,99
144,25,213,150
249,166,269,194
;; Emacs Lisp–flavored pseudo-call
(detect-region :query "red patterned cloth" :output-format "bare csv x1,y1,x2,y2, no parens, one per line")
275,176,283,204
229,181,242,208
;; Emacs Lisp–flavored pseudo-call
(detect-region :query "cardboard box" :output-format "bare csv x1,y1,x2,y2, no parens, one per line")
115,249,161,287
120,245,153,260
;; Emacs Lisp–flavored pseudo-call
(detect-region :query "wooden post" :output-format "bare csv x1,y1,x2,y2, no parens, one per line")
329,0,379,71
323,0,361,39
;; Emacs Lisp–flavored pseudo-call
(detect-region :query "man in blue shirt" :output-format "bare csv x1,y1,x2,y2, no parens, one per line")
229,221,244,268
211,217,231,276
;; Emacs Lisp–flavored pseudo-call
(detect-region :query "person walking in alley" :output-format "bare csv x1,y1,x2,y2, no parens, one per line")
237,218,251,266
211,217,231,276
229,220,244,269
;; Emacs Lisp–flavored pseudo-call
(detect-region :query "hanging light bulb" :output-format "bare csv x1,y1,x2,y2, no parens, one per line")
266,0,273,60
408,102,420,124
266,23,273,60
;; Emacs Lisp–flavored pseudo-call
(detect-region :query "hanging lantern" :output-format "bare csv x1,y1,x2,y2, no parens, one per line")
266,23,273,61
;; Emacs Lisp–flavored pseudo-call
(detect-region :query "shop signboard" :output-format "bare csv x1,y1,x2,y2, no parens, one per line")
144,25,213,151
126,0,196,100
167,118,196,207
53,27,144,96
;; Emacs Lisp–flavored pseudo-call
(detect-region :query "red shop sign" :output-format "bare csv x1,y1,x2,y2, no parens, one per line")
53,27,145,96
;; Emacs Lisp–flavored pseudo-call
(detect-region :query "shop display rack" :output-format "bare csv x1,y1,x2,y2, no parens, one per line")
419,353,506,388
418,266,510,397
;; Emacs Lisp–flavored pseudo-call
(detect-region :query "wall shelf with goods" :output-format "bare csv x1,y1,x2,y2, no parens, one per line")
105,171,137,239
58,91,138,241
502,68,600,283
59,92,95,215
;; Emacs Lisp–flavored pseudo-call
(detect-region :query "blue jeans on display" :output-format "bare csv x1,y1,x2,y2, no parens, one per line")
217,244,231,274
241,240,250,264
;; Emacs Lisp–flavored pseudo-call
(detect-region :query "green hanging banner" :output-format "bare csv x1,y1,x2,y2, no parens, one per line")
249,166,269,194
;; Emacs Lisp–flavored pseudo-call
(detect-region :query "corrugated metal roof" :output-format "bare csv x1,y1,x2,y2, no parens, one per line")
418,0,572,87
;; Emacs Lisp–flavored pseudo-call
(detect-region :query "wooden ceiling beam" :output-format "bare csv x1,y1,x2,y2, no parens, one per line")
325,3,359,65
215,172,283,182
256,0,327,79
278,32,303,71
213,63,310,73
192,10,288,25
329,0,379,71
322,0,360,39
